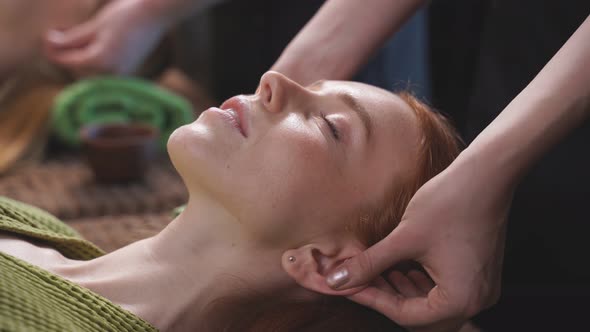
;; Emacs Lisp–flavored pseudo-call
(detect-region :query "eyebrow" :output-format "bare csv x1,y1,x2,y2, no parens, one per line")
337,92,373,141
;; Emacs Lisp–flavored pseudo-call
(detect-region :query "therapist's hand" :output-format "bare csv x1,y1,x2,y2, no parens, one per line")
328,14,590,331
43,0,168,77
330,154,514,331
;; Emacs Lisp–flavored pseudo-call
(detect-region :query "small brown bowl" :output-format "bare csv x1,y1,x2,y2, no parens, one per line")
80,123,159,183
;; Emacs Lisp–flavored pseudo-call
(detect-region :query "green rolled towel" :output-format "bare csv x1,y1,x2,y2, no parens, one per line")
52,76,194,149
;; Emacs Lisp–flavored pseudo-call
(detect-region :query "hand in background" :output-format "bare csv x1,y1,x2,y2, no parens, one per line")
43,0,169,77
330,155,512,331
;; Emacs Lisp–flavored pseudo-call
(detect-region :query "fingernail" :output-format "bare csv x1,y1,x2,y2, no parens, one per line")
327,268,349,289
47,30,64,43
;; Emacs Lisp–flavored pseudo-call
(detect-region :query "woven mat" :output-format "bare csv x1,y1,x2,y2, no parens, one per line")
0,155,188,251
68,213,173,253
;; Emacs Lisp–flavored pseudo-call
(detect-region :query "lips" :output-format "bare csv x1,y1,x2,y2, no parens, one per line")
220,96,249,137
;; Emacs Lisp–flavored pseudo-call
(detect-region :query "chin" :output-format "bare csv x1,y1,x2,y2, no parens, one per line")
167,125,201,186
167,122,232,196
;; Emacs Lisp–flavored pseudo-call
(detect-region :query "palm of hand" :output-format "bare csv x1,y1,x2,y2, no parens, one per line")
346,160,513,331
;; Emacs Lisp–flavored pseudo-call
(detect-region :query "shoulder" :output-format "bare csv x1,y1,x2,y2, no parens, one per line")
0,196,105,259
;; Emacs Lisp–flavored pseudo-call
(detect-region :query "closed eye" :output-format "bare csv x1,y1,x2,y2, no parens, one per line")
321,112,340,140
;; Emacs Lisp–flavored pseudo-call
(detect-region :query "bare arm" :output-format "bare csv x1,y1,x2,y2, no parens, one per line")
464,14,590,185
271,0,425,85
325,14,590,331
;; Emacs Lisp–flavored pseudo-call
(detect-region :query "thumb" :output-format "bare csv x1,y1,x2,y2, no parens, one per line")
44,22,96,51
43,25,100,76
326,226,421,290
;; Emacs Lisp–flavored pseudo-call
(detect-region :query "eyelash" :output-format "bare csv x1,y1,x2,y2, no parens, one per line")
320,112,340,140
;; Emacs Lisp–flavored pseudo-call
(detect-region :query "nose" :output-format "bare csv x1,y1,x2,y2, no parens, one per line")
258,71,306,113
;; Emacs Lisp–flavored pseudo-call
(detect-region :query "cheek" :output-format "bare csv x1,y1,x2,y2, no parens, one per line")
238,119,345,220
252,119,328,182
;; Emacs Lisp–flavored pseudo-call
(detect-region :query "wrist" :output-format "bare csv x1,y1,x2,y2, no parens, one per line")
450,138,520,193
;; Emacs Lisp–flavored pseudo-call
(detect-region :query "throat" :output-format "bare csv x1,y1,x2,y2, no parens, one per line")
64,229,289,332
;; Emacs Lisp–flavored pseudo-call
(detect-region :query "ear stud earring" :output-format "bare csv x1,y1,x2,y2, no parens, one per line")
288,256,296,263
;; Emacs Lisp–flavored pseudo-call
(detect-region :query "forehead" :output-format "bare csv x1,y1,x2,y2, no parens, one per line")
312,80,412,117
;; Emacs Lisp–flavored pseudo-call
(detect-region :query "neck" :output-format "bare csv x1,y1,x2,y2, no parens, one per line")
58,193,294,331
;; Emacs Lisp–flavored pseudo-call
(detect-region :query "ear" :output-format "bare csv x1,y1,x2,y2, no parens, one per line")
281,236,367,296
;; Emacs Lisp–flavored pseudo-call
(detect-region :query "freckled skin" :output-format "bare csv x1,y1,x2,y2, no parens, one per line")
168,72,421,245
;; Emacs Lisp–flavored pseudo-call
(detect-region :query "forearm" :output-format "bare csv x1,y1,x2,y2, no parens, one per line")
460,15,590,187
271,0,425,85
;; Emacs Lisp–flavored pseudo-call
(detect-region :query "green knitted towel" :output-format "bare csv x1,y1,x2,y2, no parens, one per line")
0,196,158,331
52,77,194,149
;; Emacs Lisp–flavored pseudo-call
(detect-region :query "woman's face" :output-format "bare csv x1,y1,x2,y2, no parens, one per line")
169,72,421,245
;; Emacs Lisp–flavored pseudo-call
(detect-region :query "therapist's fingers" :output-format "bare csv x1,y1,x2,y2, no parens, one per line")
327,224,423,290
372,274,400,297
50,45,104,78
406,269,435,294
389,271,421,298
348,284,461,329
45,22,96,50
43,21,105,77
47,44,101,68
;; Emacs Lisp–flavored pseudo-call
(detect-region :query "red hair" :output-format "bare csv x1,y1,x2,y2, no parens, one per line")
201,92,463,331
353,92,464,246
